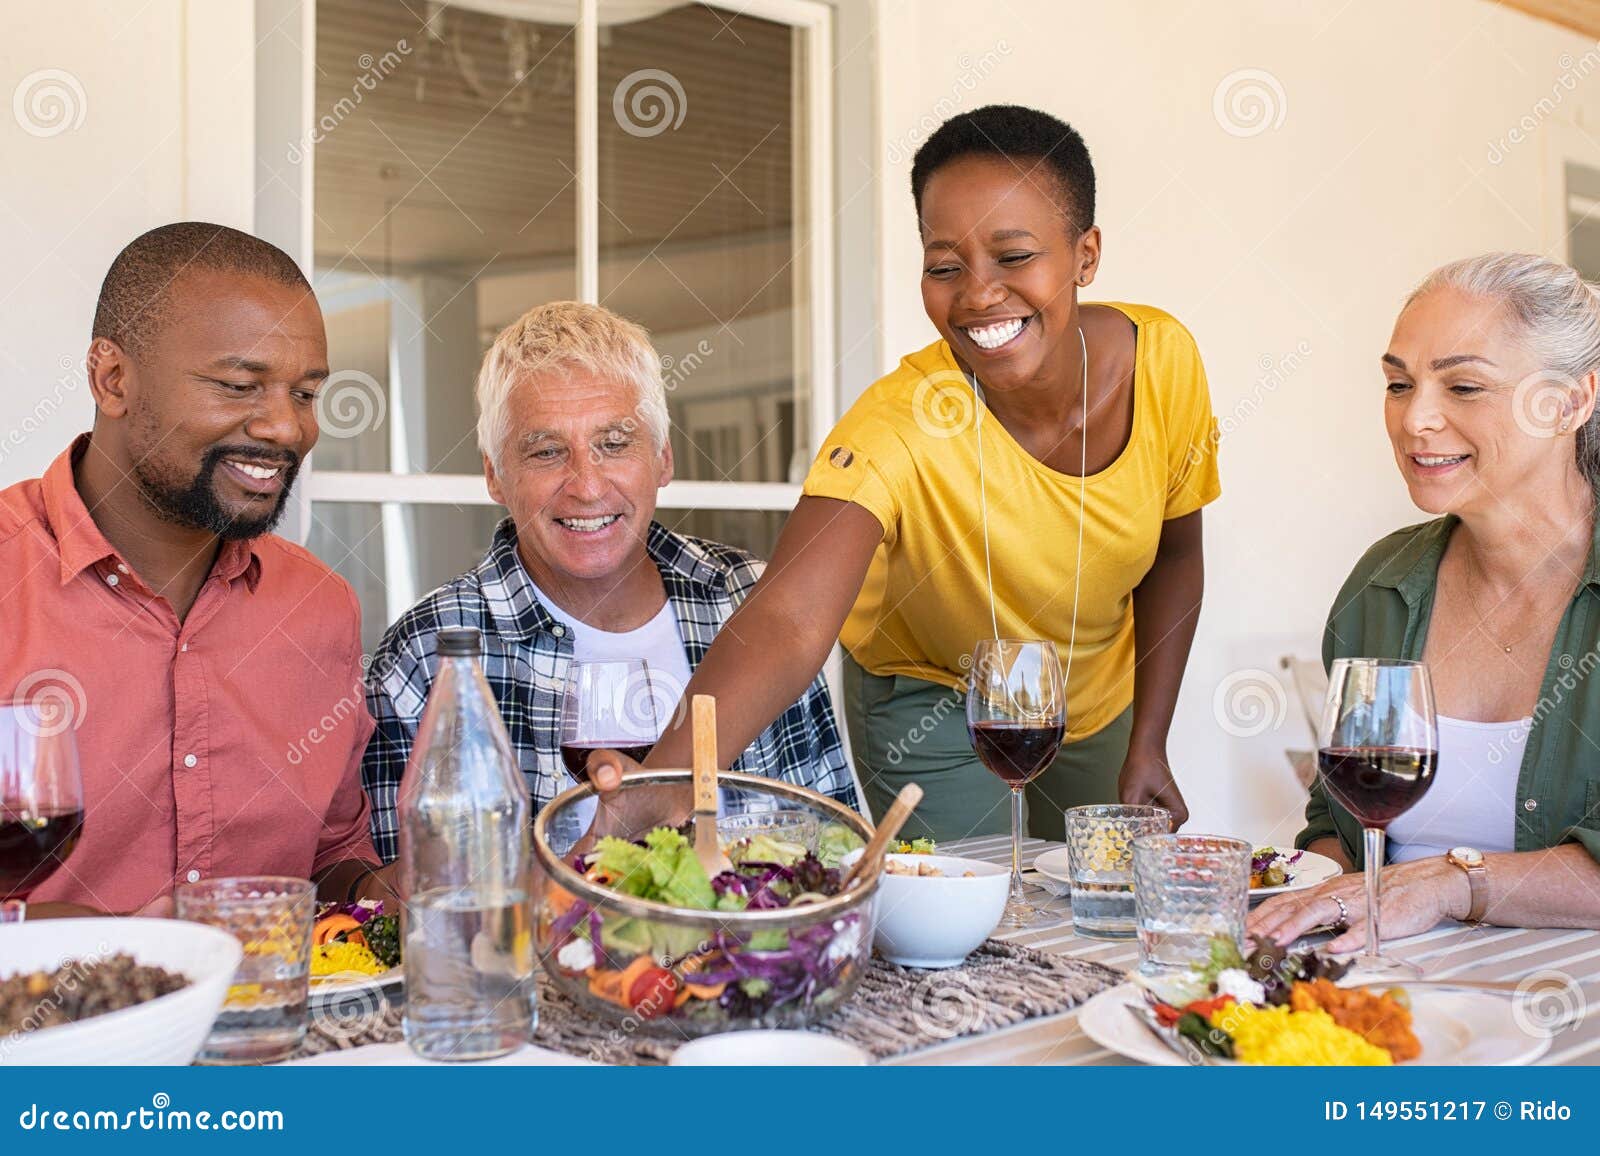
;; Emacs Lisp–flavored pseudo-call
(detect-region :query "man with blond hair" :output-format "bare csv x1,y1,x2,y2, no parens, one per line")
361,302,857,858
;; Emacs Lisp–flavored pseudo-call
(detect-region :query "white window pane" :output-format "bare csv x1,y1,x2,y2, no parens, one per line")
312,0,579,476
598,4,810,484
307,501,507,653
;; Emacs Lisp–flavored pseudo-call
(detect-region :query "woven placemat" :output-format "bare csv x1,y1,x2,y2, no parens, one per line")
299,940,1121,1065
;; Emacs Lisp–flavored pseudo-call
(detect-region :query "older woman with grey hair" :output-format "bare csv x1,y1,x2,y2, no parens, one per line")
1252,252,1600,950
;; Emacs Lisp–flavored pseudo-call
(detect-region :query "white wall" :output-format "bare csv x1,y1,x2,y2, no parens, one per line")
867,0,1600,841
0,1,255,483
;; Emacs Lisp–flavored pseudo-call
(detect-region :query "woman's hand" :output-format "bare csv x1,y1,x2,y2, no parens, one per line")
1118,745,1188,828
586,748,647,796
1247,856,1471,952
574,750,692,853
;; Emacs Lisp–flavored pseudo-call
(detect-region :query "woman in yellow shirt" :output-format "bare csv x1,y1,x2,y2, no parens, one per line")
602,105,1220,840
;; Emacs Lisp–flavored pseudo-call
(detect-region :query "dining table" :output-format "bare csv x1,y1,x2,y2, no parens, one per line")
887,834,1600,1065
300,833,1600,1066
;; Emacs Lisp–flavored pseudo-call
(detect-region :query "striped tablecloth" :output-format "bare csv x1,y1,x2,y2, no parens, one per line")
887,835,1600,1066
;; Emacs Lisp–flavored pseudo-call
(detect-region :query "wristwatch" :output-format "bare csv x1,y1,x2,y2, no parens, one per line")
1445,846,1488,924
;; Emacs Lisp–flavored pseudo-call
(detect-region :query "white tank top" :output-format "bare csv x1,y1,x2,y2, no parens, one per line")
1386,714,1527,863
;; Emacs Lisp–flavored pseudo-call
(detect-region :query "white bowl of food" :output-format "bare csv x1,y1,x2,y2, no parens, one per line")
842,850,1008,968
0,917,242,1065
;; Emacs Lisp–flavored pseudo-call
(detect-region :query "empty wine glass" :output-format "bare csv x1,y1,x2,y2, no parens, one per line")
1317,658,1438,979
1,700,86,923
966,638,1066,928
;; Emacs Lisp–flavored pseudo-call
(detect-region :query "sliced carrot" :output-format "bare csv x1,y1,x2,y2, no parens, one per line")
587,968,626,1005
683,981,726,1001
545,882,576,919
313,913,362,945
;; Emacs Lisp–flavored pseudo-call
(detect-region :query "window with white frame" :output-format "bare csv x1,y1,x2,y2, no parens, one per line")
298,0,834,651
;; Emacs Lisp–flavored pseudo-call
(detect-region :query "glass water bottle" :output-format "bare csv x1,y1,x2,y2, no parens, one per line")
399,627,536,1060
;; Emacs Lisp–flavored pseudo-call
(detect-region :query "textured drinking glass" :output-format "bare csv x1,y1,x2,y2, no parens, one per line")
1132,835,1251,977
175,876,315,1064
1064,804,1171,940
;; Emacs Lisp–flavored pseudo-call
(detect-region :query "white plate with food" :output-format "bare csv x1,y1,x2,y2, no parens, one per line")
309,900,402,1001
310,966,403,1001
1248,847,1342,898
1078,980,1550,1067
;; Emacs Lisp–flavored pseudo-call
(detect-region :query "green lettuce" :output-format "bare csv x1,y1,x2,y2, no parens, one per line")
593,827,716,910
729,832,807,868
815,823,866,869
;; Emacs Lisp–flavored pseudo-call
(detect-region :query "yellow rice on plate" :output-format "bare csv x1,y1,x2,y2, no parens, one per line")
311,940,385,979
1210,1001,1393,1066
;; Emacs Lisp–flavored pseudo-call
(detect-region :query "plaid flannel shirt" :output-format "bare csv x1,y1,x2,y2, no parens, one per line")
362,517,858,862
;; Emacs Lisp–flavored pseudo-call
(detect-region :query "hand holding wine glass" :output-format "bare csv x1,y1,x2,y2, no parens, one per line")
1,699,86,923
1316,657,1438,979
967,638,1066,928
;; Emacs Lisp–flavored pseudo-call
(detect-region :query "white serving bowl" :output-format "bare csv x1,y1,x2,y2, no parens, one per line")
669,1029,869,1066
0,917,242,1066
843,851,1009,968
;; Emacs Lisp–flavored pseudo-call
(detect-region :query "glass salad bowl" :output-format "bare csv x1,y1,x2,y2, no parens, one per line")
533,770,877,1036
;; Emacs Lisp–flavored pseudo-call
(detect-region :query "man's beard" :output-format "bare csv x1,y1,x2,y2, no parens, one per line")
132,444,301,540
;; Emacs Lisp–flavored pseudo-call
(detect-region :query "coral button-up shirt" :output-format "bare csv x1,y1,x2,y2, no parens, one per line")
0,437,378,911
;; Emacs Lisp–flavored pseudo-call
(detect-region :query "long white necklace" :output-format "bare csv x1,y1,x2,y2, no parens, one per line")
970,325,1089,692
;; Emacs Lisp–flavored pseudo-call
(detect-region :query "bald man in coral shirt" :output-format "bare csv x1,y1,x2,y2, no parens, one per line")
0,222,399,919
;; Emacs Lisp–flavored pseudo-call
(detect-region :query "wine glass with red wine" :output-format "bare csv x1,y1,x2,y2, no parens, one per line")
1,700,86,922
967,638,1066,928
559,659,658,784
1317,657,1438,979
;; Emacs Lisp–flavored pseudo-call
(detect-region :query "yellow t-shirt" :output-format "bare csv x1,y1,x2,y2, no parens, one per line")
802,302,1221,741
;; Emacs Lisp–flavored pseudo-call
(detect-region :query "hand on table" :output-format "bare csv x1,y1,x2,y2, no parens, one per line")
1248,856,1470,953
1117,745,1188,828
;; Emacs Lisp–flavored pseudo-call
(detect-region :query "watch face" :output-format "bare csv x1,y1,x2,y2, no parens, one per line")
1449,846,1484,865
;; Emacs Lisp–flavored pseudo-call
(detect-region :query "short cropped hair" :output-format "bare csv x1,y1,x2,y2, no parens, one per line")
475,301,669,471
911,104,1096,235
92,222,311,358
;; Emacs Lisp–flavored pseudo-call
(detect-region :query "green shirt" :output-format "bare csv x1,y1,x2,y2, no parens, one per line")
1299,514,1600,868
